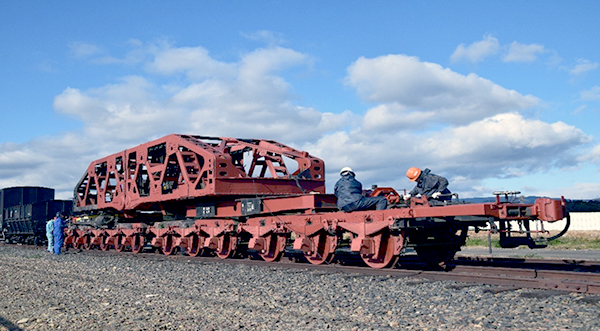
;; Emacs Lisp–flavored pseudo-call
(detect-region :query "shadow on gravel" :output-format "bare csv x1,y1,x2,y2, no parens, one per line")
0,316,23,331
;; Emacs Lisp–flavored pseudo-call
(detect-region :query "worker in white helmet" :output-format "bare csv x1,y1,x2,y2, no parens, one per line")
334,167,387,212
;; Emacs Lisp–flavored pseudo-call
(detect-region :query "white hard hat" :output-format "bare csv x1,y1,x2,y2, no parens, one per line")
340,167,354,176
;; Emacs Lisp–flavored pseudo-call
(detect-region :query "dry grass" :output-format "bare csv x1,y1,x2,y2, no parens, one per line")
559,230,600,241
466,230,600,250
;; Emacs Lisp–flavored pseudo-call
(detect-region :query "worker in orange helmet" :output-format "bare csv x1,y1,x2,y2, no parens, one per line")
404,167,451,201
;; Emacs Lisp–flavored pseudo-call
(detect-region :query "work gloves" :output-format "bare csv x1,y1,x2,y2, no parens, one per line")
404,192,441,201
404,193,442,200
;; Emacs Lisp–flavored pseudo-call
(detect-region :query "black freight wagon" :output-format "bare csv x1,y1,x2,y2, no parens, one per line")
1,187,72,244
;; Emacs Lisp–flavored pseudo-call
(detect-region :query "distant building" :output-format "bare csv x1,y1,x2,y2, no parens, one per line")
543,212,600,231
468,212,600,232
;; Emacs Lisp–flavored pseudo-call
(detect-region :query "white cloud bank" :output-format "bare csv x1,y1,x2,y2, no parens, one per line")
571,59,599,75
503,42,546,63
346,54,539,128
450,35,500,63
311,54,590,196
0,41,595,199
580,86,600,101
451,35,551,65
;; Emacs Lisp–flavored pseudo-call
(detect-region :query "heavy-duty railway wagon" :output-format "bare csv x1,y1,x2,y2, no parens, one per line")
65,134,569,268
1,186,72,244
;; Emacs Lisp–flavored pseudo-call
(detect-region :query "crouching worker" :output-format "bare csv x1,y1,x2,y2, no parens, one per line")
334,167,387,212
404,167,451,201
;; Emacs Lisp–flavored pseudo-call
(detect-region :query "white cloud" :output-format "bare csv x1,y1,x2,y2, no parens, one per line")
421,113,590,174
540,182,600,200
54,76,182,143
147,46,236,80
309,112,590,195
571,59,599,75
582,145,600,164
36,60,58,73
58,44,327,145
503,42,546,63
362,103,435,131
0,134,100,197
0,143,43,177
241,30,286,46
71,39,157,66
545,51,563,67
450,35,500,63
69,42,103,59
573,105,588,114
304,130,403,178
451,37,564,67
149,46,329,143
580,86,600,101
346,54,539,128
238,47,310,95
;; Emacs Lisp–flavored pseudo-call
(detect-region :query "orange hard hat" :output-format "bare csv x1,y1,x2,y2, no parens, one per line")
406,167,421,182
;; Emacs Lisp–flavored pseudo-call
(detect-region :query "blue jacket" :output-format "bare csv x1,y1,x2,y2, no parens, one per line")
409,168,450,197
334,174,363,209
53,216,65,238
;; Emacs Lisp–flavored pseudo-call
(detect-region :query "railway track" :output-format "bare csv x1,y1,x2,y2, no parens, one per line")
25,243,600,295
445,255,600,294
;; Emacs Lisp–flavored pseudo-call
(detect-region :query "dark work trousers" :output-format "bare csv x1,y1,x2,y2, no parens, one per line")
342,196,387,212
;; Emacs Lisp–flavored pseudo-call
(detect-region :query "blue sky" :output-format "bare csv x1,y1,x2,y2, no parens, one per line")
1,1,599,200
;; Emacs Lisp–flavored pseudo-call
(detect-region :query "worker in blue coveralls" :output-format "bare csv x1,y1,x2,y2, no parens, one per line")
404,167,451,201
52,212,66,255
46,217,54,252
334,167,387,212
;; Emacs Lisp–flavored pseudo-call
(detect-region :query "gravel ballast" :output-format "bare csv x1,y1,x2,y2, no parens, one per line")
1,244,599,331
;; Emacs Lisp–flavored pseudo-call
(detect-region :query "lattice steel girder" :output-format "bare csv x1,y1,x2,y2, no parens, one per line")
74,134,325,214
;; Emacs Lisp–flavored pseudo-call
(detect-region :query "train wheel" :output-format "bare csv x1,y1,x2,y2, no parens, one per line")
187,234,205,257
82,235,93,250
216,234,237,259
131,234,144,254
64,235,76,249
161,235,177,256
258,234,286,262
114,235,125,252
416,245,458,268
414,224,467,268
304,232,337,265
99,236,110,251
71,238,82,250
361,231,404,269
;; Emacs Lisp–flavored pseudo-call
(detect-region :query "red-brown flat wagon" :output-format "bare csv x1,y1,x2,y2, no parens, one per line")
65,134,568,268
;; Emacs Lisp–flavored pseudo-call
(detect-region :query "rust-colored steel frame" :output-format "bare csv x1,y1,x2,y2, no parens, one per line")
188,193,338,219
73,134,325,216
65,194,567,269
